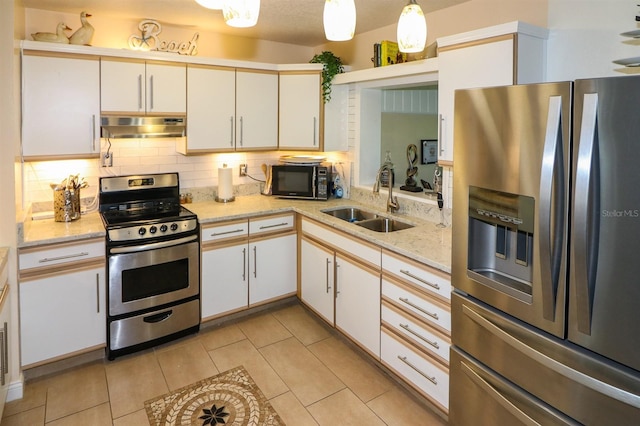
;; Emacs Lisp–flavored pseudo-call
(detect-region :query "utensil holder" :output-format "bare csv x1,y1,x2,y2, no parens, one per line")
53,188,81,222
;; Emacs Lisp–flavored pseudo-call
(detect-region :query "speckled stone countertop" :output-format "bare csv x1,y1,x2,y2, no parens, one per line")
18,195,451,273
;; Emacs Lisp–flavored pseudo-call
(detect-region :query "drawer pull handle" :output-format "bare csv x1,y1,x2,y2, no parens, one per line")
397,355,437,385
399,297,439,320
400,269,440,290
242,248,247,281
326,258,332,293
211,228,245,237
259,222,289,230
399,323,440,349
38,252,89,263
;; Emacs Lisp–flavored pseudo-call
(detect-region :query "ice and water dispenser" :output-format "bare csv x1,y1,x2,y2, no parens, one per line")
467,186,535,302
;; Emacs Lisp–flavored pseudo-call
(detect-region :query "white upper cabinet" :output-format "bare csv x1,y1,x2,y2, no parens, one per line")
22,52,101,159
181,65,236,153
100,58,186,114
278,72,322,150
235,70,279,150
323,83,349,152
436,22,548,163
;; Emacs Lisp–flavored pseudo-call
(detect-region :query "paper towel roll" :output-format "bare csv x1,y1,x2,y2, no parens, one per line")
216,166,235,202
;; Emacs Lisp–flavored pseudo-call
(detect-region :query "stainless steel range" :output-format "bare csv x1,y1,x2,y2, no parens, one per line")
99,173,200,360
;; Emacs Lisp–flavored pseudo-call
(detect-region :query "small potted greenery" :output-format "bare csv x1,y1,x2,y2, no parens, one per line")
310,51,345,103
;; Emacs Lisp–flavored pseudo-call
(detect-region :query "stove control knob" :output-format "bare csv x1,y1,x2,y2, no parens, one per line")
138,227,146,236
160,224,168,233
170,223,179,231
149,225,157,234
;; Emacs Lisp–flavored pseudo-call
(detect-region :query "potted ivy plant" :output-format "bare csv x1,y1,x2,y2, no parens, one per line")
310,51,345,103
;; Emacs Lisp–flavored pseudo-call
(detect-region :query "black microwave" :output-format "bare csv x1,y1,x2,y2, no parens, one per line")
270,164,332,200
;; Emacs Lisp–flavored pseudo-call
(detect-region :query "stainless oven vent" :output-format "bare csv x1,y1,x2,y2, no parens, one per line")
101,115,186,139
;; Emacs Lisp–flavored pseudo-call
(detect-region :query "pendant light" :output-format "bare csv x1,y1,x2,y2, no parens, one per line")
194,0,224,9
223,0,260,28
397,0,427,53
323,0,356,41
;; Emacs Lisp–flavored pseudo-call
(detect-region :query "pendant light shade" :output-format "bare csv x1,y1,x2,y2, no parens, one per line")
194,0,224,9
323,0,356,41
223,0,260,28
397,0,427,53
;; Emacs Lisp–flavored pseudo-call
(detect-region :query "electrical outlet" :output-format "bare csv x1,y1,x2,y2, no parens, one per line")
239,164,247,177
102,152,113,167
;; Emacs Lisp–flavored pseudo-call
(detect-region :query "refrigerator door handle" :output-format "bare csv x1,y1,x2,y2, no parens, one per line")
460,360,541,426
573,93,600,335
539,96,565,322
462,304,640,409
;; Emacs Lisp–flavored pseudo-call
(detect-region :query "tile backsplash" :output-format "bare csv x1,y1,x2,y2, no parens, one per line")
24,137,349,214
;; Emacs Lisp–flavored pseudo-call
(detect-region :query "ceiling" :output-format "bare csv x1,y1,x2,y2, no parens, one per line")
21,0,468,47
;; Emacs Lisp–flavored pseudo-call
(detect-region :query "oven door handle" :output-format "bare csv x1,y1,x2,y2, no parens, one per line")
109,235,198,254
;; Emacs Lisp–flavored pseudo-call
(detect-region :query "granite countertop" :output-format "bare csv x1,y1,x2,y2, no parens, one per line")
18,195,452,273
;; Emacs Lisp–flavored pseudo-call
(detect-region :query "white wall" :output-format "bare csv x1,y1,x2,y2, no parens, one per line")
547,0,640,80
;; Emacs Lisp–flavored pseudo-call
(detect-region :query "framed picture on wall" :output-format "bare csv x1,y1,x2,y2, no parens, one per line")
421,139,438,164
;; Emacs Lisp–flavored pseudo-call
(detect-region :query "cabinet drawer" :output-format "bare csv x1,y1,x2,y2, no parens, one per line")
381,328,449,411
382,277,451,334
19,239,105,271
382,250,451,301
250,214,295,236
382,301,450,364
301,218,380,267
201,220,248,244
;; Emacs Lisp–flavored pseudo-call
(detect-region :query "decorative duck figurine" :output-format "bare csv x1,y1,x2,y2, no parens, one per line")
69,12,94,46
31,22,71,44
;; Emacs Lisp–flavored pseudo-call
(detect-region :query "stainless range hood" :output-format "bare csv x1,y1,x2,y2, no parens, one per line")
101,116,186,139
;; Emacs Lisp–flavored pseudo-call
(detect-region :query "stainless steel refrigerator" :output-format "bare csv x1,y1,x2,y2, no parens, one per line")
450,76,640,425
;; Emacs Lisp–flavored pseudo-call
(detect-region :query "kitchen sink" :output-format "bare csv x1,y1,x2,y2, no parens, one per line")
322,207,414,232
321,207,378,222
355,217,414,232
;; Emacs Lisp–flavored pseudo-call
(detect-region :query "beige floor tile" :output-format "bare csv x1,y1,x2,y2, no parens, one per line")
269,391,319,426
156,340,218,390
307,388,386,426
2,376,48,417
44,363,109,423
237,312,293,348
46,402,112,426
368,386,448,426
1,405,45,426
112,408,149,426
208,339,288,399
309,336,393,403
272,304,332,346
105,352,169,419
199,324,246,351
260,337,344,406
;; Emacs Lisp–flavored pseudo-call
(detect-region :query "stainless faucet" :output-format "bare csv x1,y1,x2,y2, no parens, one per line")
373,164,399,213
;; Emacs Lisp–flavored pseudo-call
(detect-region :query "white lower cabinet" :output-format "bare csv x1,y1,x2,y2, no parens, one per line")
300,237,334,324
300,218,381,357
335,253,381,357
381,248,451,415
201,214,296,321
19,240,106,367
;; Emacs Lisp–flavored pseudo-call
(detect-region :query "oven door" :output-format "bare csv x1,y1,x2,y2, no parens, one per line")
108,236,200,316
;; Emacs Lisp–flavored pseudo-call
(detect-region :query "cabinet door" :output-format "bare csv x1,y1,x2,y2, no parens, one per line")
100,59,146,113
236,70,278,150
22,54,100,158
185,65,236,152
249,234,296,305
201,242,248,319
279,72,321,150
323,84,349,152
146,62,186,114
300,238,335,324
20,266,106,367
335,254,381,357
437,37,515,162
